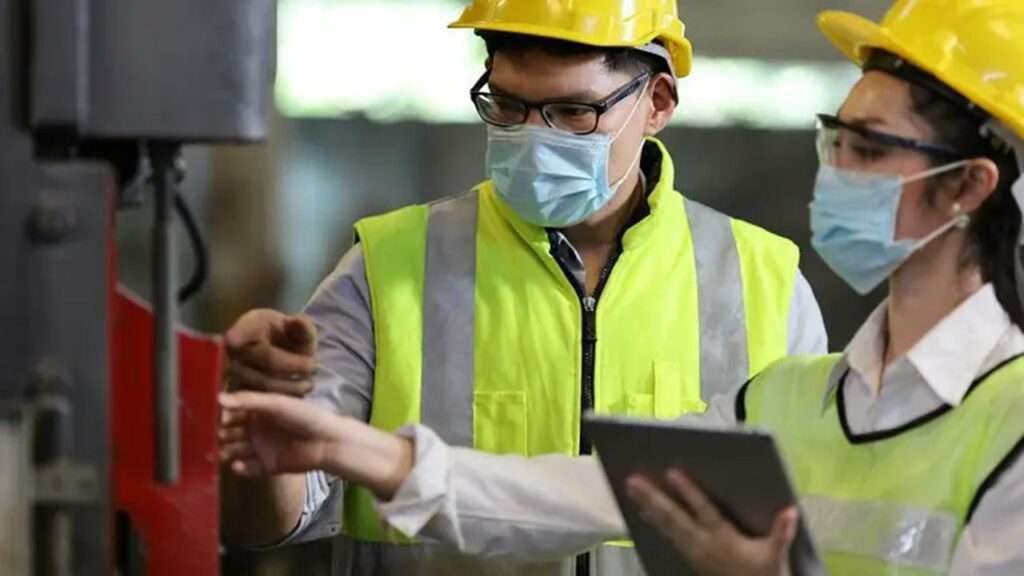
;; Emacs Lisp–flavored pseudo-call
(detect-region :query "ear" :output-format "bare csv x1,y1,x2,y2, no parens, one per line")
950,158,1000,215
644,72,677,136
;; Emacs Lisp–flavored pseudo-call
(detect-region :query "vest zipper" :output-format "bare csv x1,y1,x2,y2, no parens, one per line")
556,177,646,576
580,253,619,454
570,251,620,576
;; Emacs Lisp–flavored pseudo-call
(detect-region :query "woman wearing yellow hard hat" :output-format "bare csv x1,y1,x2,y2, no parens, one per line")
623,1,1024,574
220,0,1024,574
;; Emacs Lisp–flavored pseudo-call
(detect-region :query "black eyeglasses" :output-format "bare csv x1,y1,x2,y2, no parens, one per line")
816,113,967,165
470,70,651,136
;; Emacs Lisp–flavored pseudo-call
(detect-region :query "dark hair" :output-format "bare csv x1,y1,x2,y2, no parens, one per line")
888,53,1024,329
479,31,670,78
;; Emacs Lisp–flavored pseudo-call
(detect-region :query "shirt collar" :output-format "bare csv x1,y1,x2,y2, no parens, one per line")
819,303,884,409
820,305,887,411
844,301,890,394
820,356,848,413
906,284,1010,406
822,284,1012,408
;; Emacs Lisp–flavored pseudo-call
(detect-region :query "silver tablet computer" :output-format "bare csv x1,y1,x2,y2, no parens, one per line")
583,413,824,576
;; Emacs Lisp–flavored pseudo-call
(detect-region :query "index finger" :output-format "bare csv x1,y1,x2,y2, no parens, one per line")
664,469,723,528
626,474,700,553
219,390,306,415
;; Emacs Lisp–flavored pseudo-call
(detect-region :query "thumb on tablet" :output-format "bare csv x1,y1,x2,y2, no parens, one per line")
770,506,799,575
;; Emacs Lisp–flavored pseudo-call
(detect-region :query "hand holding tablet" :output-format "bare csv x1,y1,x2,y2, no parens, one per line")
583,413,825,576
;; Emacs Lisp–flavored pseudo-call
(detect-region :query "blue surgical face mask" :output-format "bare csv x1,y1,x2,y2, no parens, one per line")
485,82,648,228
810,161,971,295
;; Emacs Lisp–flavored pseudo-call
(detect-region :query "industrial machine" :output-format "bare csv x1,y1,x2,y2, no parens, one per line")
0,2,276,574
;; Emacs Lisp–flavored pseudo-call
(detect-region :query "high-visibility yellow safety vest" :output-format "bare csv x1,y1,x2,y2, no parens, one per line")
742,353,1024,576
347,138,800,569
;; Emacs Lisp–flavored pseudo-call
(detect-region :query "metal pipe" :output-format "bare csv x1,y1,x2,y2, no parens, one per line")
151,143,180,484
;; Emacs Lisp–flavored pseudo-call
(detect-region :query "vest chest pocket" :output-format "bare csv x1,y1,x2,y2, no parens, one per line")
473,390,527,455
626,361,707,420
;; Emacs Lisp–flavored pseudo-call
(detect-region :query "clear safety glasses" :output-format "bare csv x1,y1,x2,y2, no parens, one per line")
815,113,967,168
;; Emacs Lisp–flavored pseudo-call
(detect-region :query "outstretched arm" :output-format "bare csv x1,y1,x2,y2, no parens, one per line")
219,391,626,559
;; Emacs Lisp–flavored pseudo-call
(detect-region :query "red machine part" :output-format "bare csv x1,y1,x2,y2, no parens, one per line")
111,287,223,575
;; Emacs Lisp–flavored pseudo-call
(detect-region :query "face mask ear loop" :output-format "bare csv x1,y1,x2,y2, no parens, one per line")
608,79,651,192
612,78,650,143
899,159,972,186
909,212,971,252
608,141,646,194
896,160,972,259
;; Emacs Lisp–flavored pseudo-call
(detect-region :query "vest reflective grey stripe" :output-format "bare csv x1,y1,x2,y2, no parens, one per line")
420,191,479,448
591,545,645,575
802,494,958,572
420,194,748,442
683,199,748,400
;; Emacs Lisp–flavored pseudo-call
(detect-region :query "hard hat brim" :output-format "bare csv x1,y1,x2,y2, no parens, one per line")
449,20,692,77
450,20,656,49
818,10,903,68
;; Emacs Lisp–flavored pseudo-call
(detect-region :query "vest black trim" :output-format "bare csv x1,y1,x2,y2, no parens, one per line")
962,353,1024,401
967,435,1024,523
735,377,755,423
959,354,1024,524
835,354,1024,445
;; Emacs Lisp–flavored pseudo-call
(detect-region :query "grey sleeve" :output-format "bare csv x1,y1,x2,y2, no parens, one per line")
786,270,828,355
279,245,377,545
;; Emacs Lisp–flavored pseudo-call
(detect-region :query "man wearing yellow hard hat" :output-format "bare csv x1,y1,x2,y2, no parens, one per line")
218,1,827,574
220,1,1024,575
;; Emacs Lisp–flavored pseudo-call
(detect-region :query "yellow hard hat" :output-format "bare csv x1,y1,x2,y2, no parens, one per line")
449,0,693,78
818,0,1024,140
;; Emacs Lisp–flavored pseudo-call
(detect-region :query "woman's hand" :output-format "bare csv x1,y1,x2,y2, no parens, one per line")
219,391,344,476
219,391,413,499
626,469,798,576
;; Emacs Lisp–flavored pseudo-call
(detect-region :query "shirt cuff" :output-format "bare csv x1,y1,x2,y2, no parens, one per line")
374,424,454,538
273,469,339,546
